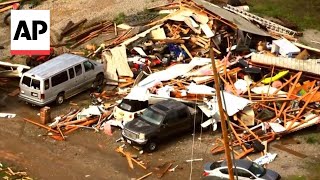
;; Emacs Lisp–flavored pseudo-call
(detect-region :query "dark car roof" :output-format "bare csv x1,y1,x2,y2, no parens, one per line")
152,99,186,114
221,159,252,170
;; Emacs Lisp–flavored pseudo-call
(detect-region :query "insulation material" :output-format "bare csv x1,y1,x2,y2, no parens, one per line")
238,106,255,126
200,23,215,38
150,28,167,39
187,83,215,95
269,123,286,133
102,45,133,84
184,17,201,34
251,85,287,96
169,9,194,21
110,46,133,77
138,63,196,88
191,12,209,24
102,51,118,84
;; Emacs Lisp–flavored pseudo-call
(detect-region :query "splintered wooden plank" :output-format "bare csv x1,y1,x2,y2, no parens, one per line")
8,88,20,97
156,162,172,178
137,172,152,180
273,144,307,158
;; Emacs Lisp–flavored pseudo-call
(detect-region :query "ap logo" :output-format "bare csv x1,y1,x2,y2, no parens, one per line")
11,10,50,55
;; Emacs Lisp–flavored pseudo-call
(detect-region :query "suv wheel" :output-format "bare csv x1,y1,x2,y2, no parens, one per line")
145,140,158,152
94,74,104,86
55,93,64,105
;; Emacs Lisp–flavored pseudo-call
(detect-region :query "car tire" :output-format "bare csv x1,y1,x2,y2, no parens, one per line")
145,140,158,152
92,73,104,89
95,74,104,86
55,93,64,105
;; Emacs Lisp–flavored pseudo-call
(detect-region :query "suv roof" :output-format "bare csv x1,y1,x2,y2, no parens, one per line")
24,53,88,79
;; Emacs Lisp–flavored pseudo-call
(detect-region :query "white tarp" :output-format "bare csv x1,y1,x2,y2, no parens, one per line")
271,38,300,57
221,91,251,116
138,63,196,88
199,91,251,117
187,83,215,95
124,86,149,101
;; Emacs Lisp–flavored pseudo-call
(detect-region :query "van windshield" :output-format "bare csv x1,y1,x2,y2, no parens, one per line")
22,76,41,90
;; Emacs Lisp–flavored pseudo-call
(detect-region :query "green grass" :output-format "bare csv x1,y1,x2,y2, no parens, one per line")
113,12,126,24
247,0,320,31
302,131,320,144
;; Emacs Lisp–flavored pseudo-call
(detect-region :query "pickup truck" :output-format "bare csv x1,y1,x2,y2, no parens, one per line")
122,99,206,152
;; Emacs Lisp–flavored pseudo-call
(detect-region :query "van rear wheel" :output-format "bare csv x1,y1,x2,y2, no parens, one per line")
56,93,64,105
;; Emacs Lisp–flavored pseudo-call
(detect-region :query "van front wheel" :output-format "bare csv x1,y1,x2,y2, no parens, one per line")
95,74,104,86
56,93,64,105
92,74,104,91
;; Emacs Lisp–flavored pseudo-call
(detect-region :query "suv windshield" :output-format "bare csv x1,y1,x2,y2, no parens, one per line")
141,108,164,125
248,162,266,177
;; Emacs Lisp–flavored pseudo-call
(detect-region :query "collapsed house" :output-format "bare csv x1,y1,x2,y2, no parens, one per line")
19,0,320,166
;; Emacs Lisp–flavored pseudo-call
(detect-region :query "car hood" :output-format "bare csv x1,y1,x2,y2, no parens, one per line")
260,169,280,180
124,117,158,134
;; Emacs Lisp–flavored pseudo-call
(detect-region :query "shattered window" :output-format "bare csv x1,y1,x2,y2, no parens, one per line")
31,79,40,90
22,76,31,87
75,64,82,76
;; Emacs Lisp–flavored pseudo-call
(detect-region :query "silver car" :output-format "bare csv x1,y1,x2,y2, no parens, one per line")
19,53,104,106
203,159,281,180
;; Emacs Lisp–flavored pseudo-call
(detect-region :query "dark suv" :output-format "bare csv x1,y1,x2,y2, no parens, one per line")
122,99,205,152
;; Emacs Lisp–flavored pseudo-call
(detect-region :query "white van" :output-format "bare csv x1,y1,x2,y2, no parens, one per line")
19,53,105,106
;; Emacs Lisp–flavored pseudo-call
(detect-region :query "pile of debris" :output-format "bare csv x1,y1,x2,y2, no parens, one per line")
21,0,320,164
24,97,114,140
0,162,32,180
0,0,20,14
94,0,320,161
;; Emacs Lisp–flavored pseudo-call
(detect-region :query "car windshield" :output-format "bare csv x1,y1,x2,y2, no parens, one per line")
248,162,266,177
140,108,164,126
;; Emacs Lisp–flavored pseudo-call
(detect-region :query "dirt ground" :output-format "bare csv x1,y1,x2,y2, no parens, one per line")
1,79,320,180
1,0,320,179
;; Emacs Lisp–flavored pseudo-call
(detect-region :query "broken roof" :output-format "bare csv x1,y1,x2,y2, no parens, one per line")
192,0,270,36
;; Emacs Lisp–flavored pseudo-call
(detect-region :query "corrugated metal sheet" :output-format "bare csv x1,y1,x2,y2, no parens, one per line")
192,0,270,36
